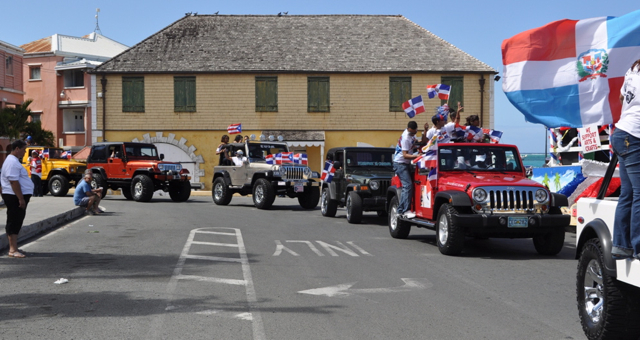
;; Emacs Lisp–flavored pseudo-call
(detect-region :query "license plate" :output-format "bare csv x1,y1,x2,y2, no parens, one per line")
508,216,528,228
294,183,304,193
173,175,181,180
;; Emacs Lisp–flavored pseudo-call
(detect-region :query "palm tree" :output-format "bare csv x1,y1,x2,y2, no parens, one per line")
23,121,55,146
0,99,33,140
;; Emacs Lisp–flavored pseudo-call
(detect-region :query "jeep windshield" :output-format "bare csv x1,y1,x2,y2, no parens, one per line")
344,150,394,173
438,145,522,172
247,143,289,163
124,144,159,159
46,148,69,160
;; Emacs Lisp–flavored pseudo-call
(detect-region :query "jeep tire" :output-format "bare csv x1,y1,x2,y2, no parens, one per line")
321,187,338,217
346,191,363,224
388,196,410,239
577,238,640,340
91,173,108,198
121,186,133,200
253,178,275,209
298,185,320,210
436,203,465,256
212,177,233,205
533,229,565,256
131,174,154,202
49,174,70,196
169,181,191,202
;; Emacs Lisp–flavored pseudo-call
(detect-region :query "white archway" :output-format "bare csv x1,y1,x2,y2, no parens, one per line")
132,132,205,189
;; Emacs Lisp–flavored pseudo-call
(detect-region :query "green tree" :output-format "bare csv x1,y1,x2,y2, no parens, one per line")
23,121,55,146
0,99,33,140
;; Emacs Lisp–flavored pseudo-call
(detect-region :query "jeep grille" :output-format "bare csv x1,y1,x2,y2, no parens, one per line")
377,179,391,194
475,186,547,213
281,166,306,180
160,164,180,172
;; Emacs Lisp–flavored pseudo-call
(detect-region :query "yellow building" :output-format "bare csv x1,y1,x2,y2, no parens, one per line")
93,14,496,190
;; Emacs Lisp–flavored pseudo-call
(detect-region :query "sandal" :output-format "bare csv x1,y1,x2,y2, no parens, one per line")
8,252,26,258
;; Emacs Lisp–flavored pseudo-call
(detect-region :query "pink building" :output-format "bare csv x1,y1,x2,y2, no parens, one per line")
21,33,127,153
0,39,25,163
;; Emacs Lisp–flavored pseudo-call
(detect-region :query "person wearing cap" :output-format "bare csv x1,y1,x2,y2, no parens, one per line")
25,135,34,146
393,121,421,219
424,112,447,144
29,150,43,197
440,102,464,142
231,149,246,166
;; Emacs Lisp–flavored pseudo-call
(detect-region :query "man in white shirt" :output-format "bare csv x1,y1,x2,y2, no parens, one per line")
393,121,421,218
1,140,34,258
232,150,247,166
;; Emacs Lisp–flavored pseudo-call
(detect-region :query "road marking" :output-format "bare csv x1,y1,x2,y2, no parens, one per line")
346,241,373,256
316,241,359,257
298,278,433,297
149,227,265,340
273,240,373,257
273,240,300,256
287,240,324,256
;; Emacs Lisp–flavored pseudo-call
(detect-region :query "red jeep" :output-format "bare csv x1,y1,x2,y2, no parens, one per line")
87,142,191,202
386,142,570,256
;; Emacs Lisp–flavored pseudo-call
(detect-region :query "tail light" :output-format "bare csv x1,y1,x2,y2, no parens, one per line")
180,169,190,175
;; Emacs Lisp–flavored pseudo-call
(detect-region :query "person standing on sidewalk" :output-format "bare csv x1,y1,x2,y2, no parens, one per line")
1,140,34,258
29,150,43,197
393,121,421,219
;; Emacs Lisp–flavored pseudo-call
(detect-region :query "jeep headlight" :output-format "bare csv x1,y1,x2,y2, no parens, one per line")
369,180,380,191
303,167,312,178
535,189,548,203
472,188,488,202
70,167,75,173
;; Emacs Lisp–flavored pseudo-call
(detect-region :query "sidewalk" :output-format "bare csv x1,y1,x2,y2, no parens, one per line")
0,190,212,251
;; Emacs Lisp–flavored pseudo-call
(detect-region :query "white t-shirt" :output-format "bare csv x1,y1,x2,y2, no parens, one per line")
617,65,640,139
394,129,416,164
232,156,246,166
426,127,440,141
1,154,35,195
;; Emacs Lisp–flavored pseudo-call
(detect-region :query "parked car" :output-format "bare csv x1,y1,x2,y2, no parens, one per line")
386,142,570,256
575,154,640,340
86,142,191,202
321,147,395,223
212,141,320,209
21,146,86,196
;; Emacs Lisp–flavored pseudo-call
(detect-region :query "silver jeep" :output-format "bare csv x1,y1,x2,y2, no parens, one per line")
212,142,320,209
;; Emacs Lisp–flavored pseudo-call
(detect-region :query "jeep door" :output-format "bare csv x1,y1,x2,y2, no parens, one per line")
106,145,127,179
414,166,436,220
333,150,346,200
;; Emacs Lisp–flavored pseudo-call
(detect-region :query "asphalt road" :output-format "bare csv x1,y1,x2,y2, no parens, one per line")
0,195,584,339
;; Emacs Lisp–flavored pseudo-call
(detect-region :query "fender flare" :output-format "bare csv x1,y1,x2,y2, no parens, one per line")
550,193,568,207
89,167,108,180
213,170,232,186
576,218,616,277
322,181,339,201
49,168,70,178
385,186,402,211
434,190,472,207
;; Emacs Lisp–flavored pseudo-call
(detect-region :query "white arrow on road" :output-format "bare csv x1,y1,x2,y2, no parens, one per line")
298,278,432,297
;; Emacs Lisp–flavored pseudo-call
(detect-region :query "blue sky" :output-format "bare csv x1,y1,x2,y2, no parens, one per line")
2,1,637,153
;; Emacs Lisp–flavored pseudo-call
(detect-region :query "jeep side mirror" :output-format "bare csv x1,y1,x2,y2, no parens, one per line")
160,153,165,160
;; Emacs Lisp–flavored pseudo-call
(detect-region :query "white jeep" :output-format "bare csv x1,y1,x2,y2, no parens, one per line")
575,156,640,340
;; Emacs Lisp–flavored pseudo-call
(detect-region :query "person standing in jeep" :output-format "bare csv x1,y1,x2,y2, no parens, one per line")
393,121,421,219
29,150,43,197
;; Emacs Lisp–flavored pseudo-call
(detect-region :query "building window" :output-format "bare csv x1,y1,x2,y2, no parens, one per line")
255,76,278,112
389,77,412,111
308,77,330,112
63,109,85,132
31,113,42,123
122,77,145,112
441,76,464,108
63,69,84,87
30,67,41,80
5,56,13,76
174,76,196,112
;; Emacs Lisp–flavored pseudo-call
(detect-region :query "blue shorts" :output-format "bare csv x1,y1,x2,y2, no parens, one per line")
78,197,91,207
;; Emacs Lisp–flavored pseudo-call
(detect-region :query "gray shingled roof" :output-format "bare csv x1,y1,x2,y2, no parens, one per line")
96,15,496,73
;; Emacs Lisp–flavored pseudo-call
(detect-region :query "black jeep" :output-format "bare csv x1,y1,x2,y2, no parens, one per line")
321,147,395,223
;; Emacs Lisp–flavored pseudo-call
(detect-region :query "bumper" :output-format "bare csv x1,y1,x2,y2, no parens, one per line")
362,196,386,209
276,180,320,187
154,174,191,182
453,213,570,237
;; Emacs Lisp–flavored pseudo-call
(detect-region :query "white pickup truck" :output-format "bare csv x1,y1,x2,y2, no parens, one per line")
575,156,640,340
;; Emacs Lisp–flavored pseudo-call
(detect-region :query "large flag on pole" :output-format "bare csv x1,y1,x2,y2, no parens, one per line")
501,9,640,128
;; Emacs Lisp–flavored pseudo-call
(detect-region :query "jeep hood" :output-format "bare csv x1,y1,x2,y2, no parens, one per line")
348,172,394,184
438,172,543,189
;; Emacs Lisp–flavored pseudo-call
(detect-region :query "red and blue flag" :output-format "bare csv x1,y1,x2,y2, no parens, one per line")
402,95,425,118
227,123,242,134
426,84,451,100
321,160,336,183
293,153,308,165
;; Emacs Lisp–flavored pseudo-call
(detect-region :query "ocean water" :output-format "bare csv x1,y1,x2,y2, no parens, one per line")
521,153,547,168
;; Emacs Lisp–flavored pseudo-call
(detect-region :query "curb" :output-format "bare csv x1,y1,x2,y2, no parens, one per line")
0,207,85,252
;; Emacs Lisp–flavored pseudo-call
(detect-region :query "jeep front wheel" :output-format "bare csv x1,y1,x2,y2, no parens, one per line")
253,178,275,209
49,174,70,196
121,186,133,200
388,196,410,239
131,174,154,202
577,238,640,340
436,203,465,256
346,191,363,224
169,181,191,202
533,229,565,255
321,187,338,217
298,185,320,210
212,177,233,205
91,173,108,198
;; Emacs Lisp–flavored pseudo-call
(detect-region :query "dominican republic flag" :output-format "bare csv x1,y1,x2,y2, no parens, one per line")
293,153,308,165
265,154,274,165
427,84,451,100
428,167,437,186
321,160,336,183
402,95,425,118
502,10,640,128
60,151,71,159
487,129,503,144
41,149,49,159
227,123,242,134
413,149,437,169
464,125,483,142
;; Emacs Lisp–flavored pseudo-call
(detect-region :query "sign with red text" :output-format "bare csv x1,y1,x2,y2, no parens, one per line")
578,125,602,154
